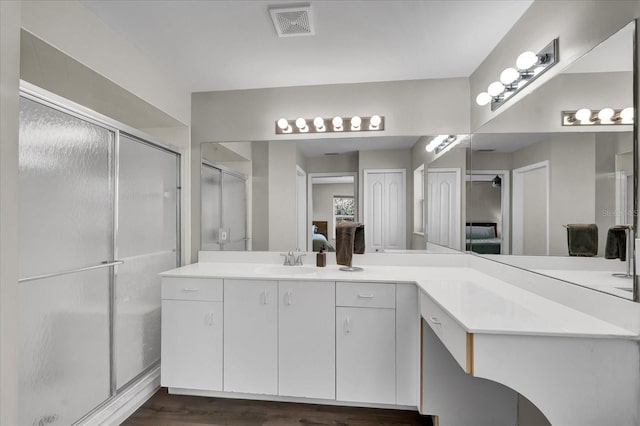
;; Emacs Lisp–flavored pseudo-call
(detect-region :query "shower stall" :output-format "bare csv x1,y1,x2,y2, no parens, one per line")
201,161,248,251
18,89,181,425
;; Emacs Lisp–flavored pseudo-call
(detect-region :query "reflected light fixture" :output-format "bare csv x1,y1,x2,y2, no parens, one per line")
562,107,634,126
425,134,468,156
275,115,385,134
476,38,558,111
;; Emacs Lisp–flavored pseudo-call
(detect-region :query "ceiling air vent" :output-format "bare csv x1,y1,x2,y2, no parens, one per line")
269,5,315,37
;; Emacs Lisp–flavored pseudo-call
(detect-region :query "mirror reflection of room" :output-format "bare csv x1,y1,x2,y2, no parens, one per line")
467,21,634,299
200,135,469,253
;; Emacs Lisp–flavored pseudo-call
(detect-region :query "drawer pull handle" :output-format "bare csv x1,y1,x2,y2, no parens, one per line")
345,316,351,334
357,293,374,298
182,288,200,292
285,291,293,306
429,316,441,325
261,290,269,305
208,311,215,326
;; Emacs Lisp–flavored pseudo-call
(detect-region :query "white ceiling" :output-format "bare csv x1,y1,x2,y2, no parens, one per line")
81,0,533,92
563,21,634,74
297,135,421,157
471,132,553,153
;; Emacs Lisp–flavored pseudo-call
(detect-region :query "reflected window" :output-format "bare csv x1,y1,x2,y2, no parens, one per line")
333,196,355,236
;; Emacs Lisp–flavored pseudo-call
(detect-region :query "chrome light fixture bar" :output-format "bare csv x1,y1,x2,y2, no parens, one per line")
562,107,634,126
275,115,384,134
476,38,559,112
425,134,468,156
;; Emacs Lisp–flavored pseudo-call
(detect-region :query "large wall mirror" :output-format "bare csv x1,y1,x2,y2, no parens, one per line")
468,21,636,300
200,134,469,254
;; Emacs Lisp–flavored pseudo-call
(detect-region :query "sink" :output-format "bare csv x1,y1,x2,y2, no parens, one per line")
256,265,318,275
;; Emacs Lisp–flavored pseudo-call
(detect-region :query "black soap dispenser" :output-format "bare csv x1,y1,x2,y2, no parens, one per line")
316,246,327,267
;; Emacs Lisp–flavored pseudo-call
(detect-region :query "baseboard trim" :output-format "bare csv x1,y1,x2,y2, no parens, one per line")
78,367,160,426
168,387,418,411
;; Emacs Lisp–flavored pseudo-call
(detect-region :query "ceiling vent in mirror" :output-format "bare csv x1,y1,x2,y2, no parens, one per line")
270,5,315,37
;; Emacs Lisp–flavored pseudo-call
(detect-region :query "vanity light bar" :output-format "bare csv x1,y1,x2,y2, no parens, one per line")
476,38,559,112
275,115,384,135
562,107,634,126
426,134,468,155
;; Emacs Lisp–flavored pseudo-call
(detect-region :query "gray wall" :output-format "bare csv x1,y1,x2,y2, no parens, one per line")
1,2,20,423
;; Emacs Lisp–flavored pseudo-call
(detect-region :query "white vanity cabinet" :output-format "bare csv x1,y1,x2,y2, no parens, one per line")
223,279,278,394
278,280,335,399
336,282,397,405
161,277,223,391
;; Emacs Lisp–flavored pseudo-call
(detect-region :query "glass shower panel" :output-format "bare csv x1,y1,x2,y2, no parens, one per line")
115,135,179,389
222,172,247,251
18,97,113,280
19,268,111,426
201,163,222,250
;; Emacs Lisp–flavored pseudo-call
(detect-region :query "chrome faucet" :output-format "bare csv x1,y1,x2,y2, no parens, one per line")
281,250,306,266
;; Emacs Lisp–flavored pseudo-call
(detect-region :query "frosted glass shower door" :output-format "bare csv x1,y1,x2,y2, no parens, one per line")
115,135,180,389
18,96,113,426
222,172,248,251
201,163,247,251
201,163,222,250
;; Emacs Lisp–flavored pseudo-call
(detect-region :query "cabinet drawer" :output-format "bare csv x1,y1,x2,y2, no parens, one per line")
420,291,472,374
162,277,223,301
336,282,395,309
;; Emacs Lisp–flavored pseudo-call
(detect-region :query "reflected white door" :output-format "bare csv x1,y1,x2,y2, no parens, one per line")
364,170,406,252
427,169,461,250
513,161,549,255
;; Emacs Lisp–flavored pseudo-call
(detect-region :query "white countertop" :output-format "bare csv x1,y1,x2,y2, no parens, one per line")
160,262,638,339
533,269,634,300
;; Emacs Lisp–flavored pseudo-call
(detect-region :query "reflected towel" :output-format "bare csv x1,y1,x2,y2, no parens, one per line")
335,222,365,267
566,224,598,257
605,225,630,261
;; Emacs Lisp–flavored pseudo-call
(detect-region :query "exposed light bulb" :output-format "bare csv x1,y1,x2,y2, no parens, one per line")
620,107,634,123
425,135,446,153
575,108,593,123
476,92,492,106
351,116,362,130
597,108,614,121
487,81,505,97
516,51,538,70
500,68,519,85
370,115,382,127
313,116,325,131
332,116,343,130
277,118,289,130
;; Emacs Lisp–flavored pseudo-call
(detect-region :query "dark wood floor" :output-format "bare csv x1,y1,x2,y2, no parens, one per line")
123,388,433,426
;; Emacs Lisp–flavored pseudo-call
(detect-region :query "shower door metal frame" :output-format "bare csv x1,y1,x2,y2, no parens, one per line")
19,81,183,423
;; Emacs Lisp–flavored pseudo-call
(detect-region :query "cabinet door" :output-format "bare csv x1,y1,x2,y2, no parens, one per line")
336,307,396,404
279,281,335,399
224,280,278,394
161,300,222,391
